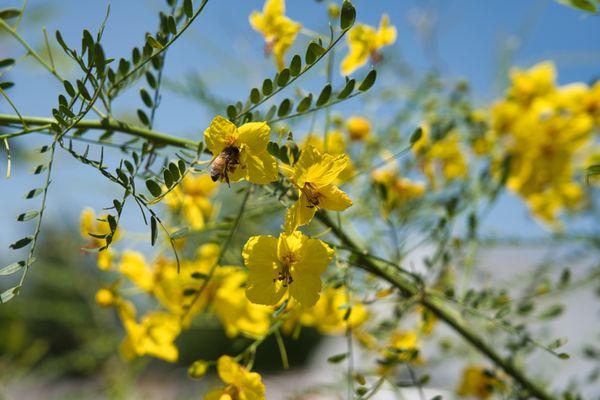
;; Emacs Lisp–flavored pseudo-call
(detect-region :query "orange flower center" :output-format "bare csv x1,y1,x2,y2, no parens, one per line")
301,182,321,207
275,253,296,287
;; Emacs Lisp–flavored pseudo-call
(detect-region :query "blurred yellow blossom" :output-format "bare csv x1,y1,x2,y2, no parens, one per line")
212,267,272,338
95,288,115,307
372,167,425,217
346,116,372,141
243,230,334,307
164,174,217,229
298,286,368,334
413,125,468,186
152,244,221,324
80,208,122,270
283,145,352,232
204,116,277,185
118,250,154,292
249,0,301,71
457,365,504,399
205,355,266,400
119,306,181,363
341,14,396,76
488,61,597,225
188,360,210,379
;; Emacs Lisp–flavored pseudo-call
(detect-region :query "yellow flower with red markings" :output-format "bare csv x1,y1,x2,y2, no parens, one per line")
204,116,278,185
249,0,301,71
243,230,333,307
341,14,396,76
283,145,352,232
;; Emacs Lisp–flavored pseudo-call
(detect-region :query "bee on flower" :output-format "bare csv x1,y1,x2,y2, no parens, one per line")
283,145,353,232
249,0,301,71
243,230,334,307
204,116,278,185
341,14,397,76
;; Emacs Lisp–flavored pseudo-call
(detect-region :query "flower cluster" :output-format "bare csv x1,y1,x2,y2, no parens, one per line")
485,61,599,225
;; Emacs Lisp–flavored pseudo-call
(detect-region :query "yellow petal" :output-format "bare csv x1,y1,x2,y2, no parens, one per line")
289,272,322,307
340,25,373,76
119,250,154,292
249,11,266,34
317,184,353,211
264,0,284,19
204,116,238,155
375,14,397,47
203,388,227,400
306,153,350,187
216,355,241,385
297,237,333,276
243,150,278,184
238,122,270,152
277,230,306,260
244,235,286,305
284,192,316,232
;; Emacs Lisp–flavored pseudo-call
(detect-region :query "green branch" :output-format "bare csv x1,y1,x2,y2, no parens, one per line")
315,210,556,400
0,113,198,149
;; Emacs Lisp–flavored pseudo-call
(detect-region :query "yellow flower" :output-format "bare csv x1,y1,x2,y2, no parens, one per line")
508,61,555,105
372,168,425,216
412,125,468,186
303,131,355,182
118,250,154,292
488,61,597,225
457,365,504,399
164,174,217,230
283,145,353,232
188,360,210,379
249,0,301,71
79,207,122,246
346,116,372,141
80,208,122,270
341,14,396,76
152,244,221,324
298,286,368,334
95,288,115,307
385,330,422,363
119,305,181,363
204,116,277,185
212,267,272,338
204,356,266,400
243,230,334,307
97,249,115,271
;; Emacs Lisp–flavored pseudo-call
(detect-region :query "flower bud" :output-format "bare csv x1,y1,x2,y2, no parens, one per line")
188,360,209,379
95,288,115,307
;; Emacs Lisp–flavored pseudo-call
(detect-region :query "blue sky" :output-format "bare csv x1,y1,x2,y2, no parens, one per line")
1,0,599,249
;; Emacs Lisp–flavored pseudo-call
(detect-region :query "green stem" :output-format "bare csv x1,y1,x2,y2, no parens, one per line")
0,113,198,149
316,211,556,400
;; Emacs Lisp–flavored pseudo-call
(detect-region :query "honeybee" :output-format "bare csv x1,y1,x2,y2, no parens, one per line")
210,145,240,185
